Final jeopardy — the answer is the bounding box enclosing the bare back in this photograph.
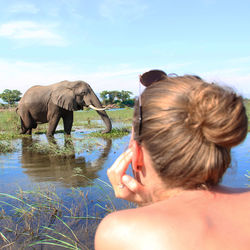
[95,187,250,250]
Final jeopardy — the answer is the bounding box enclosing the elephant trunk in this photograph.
[86,90,112,133]
[96,110,112,133]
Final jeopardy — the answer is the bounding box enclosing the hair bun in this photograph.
[140,69,167,87]
[186,83,248,148]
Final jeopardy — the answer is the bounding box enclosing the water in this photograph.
[221,132,250,188]
[0,130,249,248]
[0,131,249,194]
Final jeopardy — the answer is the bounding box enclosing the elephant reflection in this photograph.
[20,136,112,187]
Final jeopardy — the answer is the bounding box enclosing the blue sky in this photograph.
[0,0,250,97]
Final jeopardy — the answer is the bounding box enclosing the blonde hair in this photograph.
[133,75,248,189]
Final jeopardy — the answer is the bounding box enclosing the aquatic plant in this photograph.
[90,127,131,139]
[27,141,76,157]
[0,180,134,249]
[247,171,250,187]
[0,140,15,153]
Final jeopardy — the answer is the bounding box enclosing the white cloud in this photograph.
[8,3,39,14]
[0,59,74,94]
[201,68,250,97]
[0,59,249,98]
[99,0,148,21]
[0,59,144,96]
[0,21,67,46]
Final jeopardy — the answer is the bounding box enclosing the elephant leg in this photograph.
[23,121,37,135]
[26,128,32,135]
[62,111,73,135]
[47,114,61,137]
[20,114,34,135]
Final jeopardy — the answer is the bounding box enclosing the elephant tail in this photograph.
[16,106,21,116]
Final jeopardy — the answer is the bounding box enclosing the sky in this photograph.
[0,0,250,98]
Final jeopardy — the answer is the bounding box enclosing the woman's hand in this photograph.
[107,148,152,206]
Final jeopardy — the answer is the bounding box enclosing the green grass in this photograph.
[0,141,15,153]
[244,99,250,129]
[0,110,19,130]
[27,141,76,157]
[74,108,133,124]
[0,108,133,153]
[0,180,134,249]
[90,127,130,139]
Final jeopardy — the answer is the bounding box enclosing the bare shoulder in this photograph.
[95,188,250,250]
[94,206,173,250]
[95,208,137,250]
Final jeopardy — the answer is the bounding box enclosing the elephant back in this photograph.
[19,85,52,106]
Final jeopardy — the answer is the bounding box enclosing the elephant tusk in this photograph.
[88,104,107,111]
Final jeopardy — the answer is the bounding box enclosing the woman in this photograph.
[95,70,250,250]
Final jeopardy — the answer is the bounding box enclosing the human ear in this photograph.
[130,140,144,172]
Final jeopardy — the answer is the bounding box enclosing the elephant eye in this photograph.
[76,91,86,96]
[82,89,90,95]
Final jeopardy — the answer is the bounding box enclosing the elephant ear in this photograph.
[51,87,78,111]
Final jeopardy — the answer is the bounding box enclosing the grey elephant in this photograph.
[17,80,112,136]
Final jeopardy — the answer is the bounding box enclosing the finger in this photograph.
[107,148,133,176]
[122,174,143,194]
[107,149,133,185]
[120,175,149,204]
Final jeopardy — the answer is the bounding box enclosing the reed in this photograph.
[0,141,15,153]
[0,179,133,249]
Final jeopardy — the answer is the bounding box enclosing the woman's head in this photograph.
[133,71,248,189]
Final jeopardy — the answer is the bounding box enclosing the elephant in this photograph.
[16,80,112,136]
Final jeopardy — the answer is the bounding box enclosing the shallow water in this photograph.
[0,131,249,193]
[221,132,250,188]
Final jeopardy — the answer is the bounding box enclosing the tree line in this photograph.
[100,90,135,107]
[0,89,135,108]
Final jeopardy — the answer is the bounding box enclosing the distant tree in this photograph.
[100,90,134,107]
[0,89,22,105]
[100,90,119,104]
[118,90,133,103]
[100,90,109,105]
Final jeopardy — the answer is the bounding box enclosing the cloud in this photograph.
[8,3,39,14]
[0,59,249,98]
[0,59,75,94]
[0,21,67,46]
[99,0,148,21]
[201,68,250,97]
[0,59,144,95]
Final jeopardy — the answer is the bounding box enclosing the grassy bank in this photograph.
[0,108,133,136]
[0,108,133,153]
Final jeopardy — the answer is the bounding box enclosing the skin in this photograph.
[95,136,250,250]
[17,80,112,136]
